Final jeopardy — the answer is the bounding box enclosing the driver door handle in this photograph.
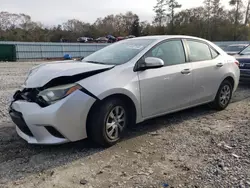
[216,63,224,67]
[181,69,191,74]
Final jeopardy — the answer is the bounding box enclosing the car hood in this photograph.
[24,60,114,88]
[234,54,250,61]
[226,51,239,55]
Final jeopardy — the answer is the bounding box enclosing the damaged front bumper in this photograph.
[9,89,96,144]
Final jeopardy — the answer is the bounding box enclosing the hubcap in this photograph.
[105,106,126,140]
[219,85,231,106]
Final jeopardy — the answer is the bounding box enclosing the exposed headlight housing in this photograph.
[38,83,82,104]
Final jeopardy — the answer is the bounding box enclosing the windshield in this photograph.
[225,45,246,52]
[239,45,250,55]
[83,39,155,65]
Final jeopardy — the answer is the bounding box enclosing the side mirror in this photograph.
[137,57,164,71]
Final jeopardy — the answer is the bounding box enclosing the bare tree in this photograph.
[204,0,212,39]
[153,0,167,34]
[245,0,250,25]
[166,0,182,34]
[229,0,243,40]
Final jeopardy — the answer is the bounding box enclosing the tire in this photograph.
[87,98,129,147]
[210,80,233,111]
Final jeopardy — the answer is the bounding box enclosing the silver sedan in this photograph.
[9,35,240,147]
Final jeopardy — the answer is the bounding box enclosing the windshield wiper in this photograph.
[84,60,116,65]
[84,61,107,65]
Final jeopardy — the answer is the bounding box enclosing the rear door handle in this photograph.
[216,63,223,67]
[181,69,191,74]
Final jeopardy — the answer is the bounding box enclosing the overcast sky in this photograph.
[0,0,229,26]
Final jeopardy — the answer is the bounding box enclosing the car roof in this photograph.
[128,35,227,55]
[128,35,214,44]
[130,35,206,40]
[228,44,249,47]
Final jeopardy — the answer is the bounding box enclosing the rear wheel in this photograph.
[88,98,129,147]
[210,80,233,110]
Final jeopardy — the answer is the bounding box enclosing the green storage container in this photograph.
[0,44,16,61]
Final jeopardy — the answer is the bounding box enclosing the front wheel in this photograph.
[87,98,128,147]
[210,80,233,110]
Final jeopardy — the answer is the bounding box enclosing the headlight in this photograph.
[38,83,82,104]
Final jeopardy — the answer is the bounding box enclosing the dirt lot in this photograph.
[0,62,250,188]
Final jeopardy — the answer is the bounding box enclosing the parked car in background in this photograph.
[9,35,239,147]
[116,36,125,41]
[126,35,136,39]
[224,44,249,55]
[60,38,69,43]
[95,37,108,43]
[234,45,250,81]
[77,37,94,43]
[106,35,116,43]
[215,43,228,50]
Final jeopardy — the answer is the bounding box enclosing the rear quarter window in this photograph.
[210,47,219,59]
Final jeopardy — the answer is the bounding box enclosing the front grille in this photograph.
[240,64,250,69]
[9,109,34,137]
[240,69,250,76]
[238,59,250,70]
[244,64,250,69]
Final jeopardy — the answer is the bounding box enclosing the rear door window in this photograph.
[186,40,212,62]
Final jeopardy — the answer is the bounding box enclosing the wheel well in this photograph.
[223,76,235,89]
[86,94,137,133]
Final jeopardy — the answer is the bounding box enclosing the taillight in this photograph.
[235,61,239,66]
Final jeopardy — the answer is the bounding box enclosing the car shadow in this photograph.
[125,104,215,139]
[231,82,250,103]
[0,83,249,183]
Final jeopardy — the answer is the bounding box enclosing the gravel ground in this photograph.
[0,62,250,188]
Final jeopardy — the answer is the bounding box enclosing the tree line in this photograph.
[0,0,250,42]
